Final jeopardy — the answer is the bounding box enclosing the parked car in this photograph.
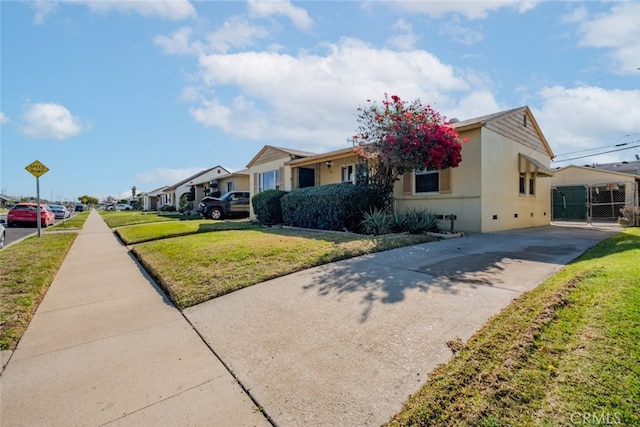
[7,203,56,227]
[198,191,250,220]
[49,204,71,219]
[115,203,133,211]
[0,221,5,249]
[74,204,85,212]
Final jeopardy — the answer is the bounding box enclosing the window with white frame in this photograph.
[258,170,280,192]
[341,165,355,183]
[226,181,233,192]
[415,169,439,193]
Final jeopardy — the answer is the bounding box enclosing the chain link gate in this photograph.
[552,181,638,225]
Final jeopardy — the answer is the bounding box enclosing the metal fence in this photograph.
[552,181,638,225]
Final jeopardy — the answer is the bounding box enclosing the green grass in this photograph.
[132,228,434,309]
[116,220,259,244]
[0,233,78,350]
[99,210,201,228]
[387,228,640,426]
[45,210,90,231]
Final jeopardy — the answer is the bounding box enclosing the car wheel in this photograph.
[209,208,223,220]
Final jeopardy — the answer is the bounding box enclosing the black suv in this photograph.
[198,191,250,220]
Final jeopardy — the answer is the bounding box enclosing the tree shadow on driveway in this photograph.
[302,248,512,323]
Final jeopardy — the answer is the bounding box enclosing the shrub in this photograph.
[361,208,394,235]
[252,189,288,225]
[160,205,176,212]
[400,208,440,234]
[281,184,383,232]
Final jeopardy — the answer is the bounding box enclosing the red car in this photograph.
[7,203,56,228]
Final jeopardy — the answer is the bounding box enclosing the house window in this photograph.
[226,182,233,192]
[258,170,280,193]
[415,169,439,193]
[519,173,526,195]
[529,175,535,195]
[341,165,354,183]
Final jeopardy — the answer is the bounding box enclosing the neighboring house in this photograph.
[551,164,639,222]
[394,106,555,232]
[246,145,316,218]
[163,166,229,211]
[246,107,555,233]
[142,186,168,211]
[286,147,362,188]
[191,169,250,200]
[1,194,19,209]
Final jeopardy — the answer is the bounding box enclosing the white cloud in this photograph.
[31,0,57,24]
[136,166,207,185]
[0,112,9,124]
[205,17,270,53]
[386,19,419,50]
[439,16,484,45]
[186,38,494,152]
[248,0,313,30]
[20,102,89,140]
[560,6,588,25]
[79,0,196,21]
[575,2,640,74]
[154,27,202,55]
[534,86,640,164]
[384,0,540,20]
[33,0,196,22]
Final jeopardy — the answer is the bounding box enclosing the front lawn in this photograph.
[99,210,201,228]
[132,228,434,309]
[116,220,258,244]
[0,233,78,350]
[387,228,640,426]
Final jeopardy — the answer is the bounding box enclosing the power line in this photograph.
[552,142,640,163]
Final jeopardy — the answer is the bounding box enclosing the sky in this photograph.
[1,0,639,202]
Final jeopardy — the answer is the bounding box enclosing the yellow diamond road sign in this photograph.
[25,160,49,178]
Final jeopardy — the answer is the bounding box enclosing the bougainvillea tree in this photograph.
[352,94,466,207]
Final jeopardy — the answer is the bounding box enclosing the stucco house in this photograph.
[394,106,555,232]
[142,186,168,211]
[190,169,251,201]
[551,163,639,222]
[246,106,555,233]
[246,146,316,217]
[162,166,229,211]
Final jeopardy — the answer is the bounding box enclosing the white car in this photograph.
[115,203,133,211]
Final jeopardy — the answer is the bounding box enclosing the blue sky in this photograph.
[2,0,639,202]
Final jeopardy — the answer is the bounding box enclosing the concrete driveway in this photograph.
[184,225,618,426]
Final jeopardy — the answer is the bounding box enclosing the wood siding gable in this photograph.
[484,109,553,158]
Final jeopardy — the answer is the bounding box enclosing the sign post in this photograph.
[25,160,50,238]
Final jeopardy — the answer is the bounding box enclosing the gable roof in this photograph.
[453,106,555,159]
[554,164,640,180]
[246,145,316,168]
[164,165,230,191]
[191,168,250,186]
[145,186,169,197]
[285,147,357,166]
[590,160,640,175]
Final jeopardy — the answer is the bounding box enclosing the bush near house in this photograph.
[252,189,288,225]
[281,183,383,232]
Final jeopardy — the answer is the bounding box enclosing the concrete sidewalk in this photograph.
[0,211,268,427]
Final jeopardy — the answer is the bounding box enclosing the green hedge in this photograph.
[281,184,383,232]
[252,189,288,225]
